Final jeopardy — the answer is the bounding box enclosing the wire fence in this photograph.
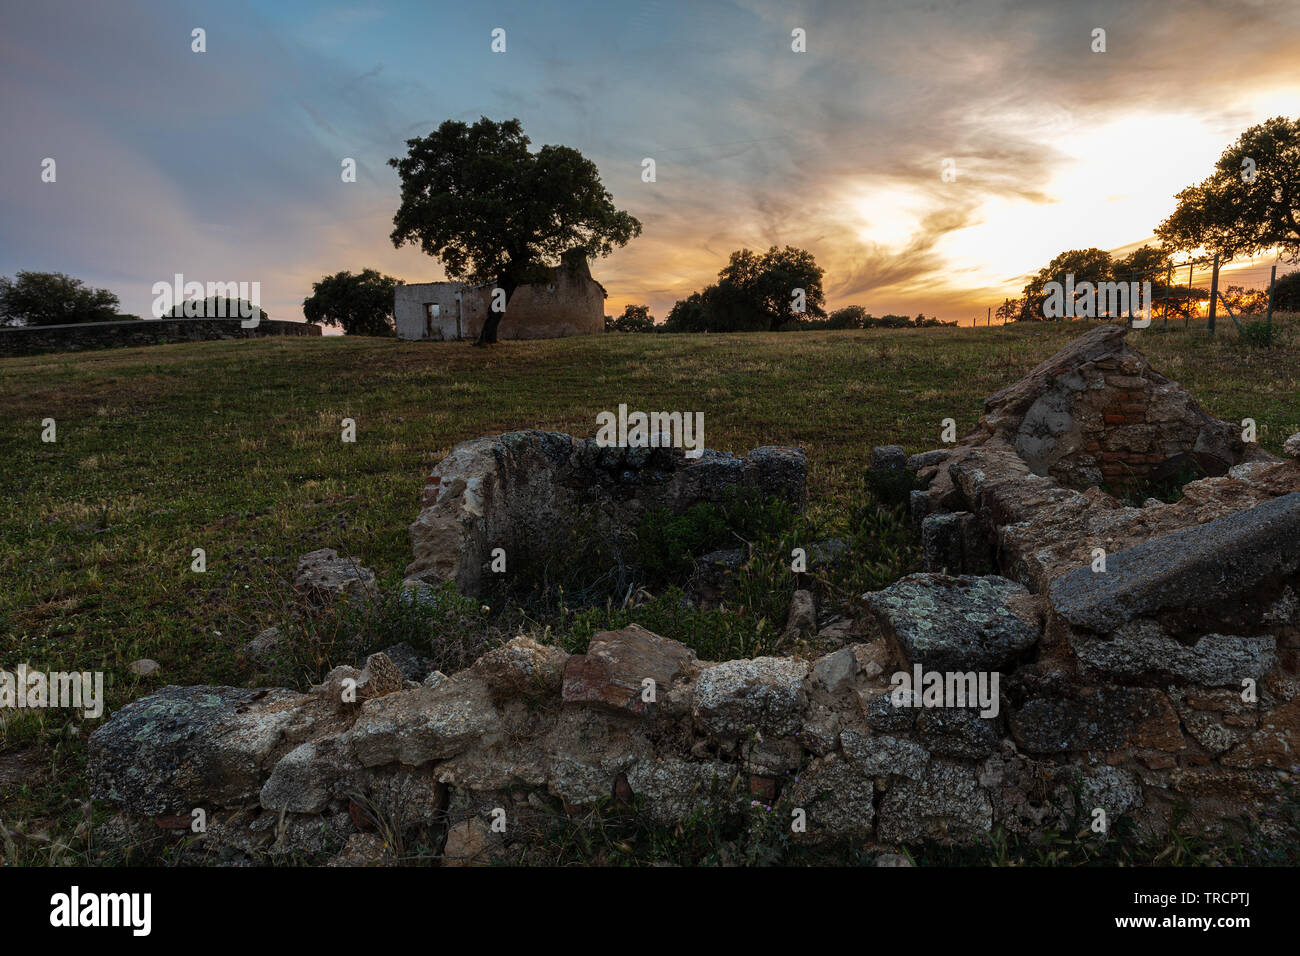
[976,256,1299,332]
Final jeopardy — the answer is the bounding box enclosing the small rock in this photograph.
[1284,432,1300,459]
[875,853,914,867]
[870,445,908,470]
[442,817,501,867]
[242,627,285,663]
[294,548,378,604]
[811,647,858,694]
[355,653,405,701]
[127,659,159,677]
[783,589,817,640]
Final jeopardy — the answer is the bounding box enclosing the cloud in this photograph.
[1,0,1297,326]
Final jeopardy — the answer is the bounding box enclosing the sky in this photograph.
[2,0,1298,327]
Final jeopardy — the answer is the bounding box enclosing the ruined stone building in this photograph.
[393,249,607,341]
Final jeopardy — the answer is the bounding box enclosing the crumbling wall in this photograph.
[957,325,1260,489]
[86,328,1300,864]
[405,431,806,595]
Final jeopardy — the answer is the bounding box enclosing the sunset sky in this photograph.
[2,0,1298,327]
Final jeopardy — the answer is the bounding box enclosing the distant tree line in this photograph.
[607,246,953,333]
[0,271,131,327]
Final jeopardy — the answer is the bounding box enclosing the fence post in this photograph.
[1207,253,1220,334]
[1266,264,1277,328]
[1170,265,1180,329]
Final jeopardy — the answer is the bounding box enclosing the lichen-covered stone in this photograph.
[624,758,741,823]
[863,573,1040,670]
[343,674,500,767]
[1009,686,1181,753]
[915,708,1001,759]
[1077,765,1143,818]
[89,685,307,814]
[693,657,809,738]
[840,729,930,779]
[1071,621,1277,687]
[787,755,875,840]
[877,760,992,843]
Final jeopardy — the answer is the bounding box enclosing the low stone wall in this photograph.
[0,318,322,357]
[84,328,1299,865]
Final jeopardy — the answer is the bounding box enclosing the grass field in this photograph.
[2,319,1298,863]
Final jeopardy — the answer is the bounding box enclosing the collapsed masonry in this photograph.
[87,327,1299,864]
[404,432,806,596]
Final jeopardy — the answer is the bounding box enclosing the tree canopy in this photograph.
[606,303,655,333]
[388,117,641,344]
[0,271,120,327]
[303,269,399,336]
[1156,116,1300,263]
[663,246,826,332]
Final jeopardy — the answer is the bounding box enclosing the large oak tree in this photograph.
[1157,116,1300,263]
[388,117,641,344]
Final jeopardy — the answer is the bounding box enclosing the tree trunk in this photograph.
[474,278,517,346]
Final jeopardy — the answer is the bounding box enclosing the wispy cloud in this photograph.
[1,0,1296,325]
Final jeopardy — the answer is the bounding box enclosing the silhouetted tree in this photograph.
[303,269,399,336]
[0,271,120,327]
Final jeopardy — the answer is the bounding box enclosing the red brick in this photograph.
[749,774,777,802]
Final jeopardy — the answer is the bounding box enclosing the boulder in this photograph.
[89,685,307,814]
[294,548,378,603]
[1048,492,1300,633]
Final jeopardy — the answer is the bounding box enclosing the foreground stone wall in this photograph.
[0,318,322,357]
[85,327,1299,864]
